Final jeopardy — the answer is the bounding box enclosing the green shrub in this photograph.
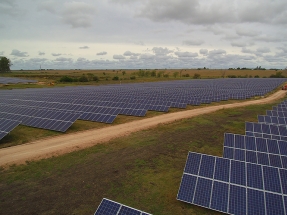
[93,76,99,82]
[78,75,89,82]
[112,76,119,80]
[59,76,74,82]
[130,76,136,80]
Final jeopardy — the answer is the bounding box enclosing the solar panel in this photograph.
[0,118,21,140]
[177,152,287,215]
[94,198,152,215]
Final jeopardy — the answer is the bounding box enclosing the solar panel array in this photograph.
[177,93,287,214]
[0,78,285,139]
[0,118,21,140]
[0,77,37,84]
[94,198,151,215]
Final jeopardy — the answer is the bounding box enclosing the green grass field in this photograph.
[0,100,284,215]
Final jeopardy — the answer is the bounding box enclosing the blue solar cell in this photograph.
[224,133,234,147]
[184,153,201,175]
[198,155,215,178]
[245,136,256,150]
[210,181,228,213]
[256,138,267,152]
[193,177,212,208]
[266,139,280,154]
[230,160,246,186]
[247,189,265,215]
[265,193,285,215]
[235,135,245,149]
[214,158,230,182]
[245,122,253,132]
[271,125,280,135]
[254,123,262,133]
[234,149,245,161]
[95,199,121,215]
[223,147,233,159]
[280,169,287,195]
[281,156,287,169]
[257,152,270,166]
[269,154,282,168]
[246,163,263,189]
[246,151,257,163]
[177,174,197,203]
[258,115,264,123]
[261,124,271,134]
[263,166,282,193]
[228,185,246,215]
[118,206,141,215]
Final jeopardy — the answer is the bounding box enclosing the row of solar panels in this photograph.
[0,79,284,142]
[177,98,287,214]
[0,77,37,84]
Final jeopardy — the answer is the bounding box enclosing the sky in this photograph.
[0,0,287,70]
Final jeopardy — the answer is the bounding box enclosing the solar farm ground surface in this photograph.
[0,90,286,214]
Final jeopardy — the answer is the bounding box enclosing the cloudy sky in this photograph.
[0,0,287,70]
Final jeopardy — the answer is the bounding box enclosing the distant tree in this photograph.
[193,73,201,79]
[130,76,136,80]
[87,73,94,81]
[122,71,126,76]
[79,75,89,82]
[0,57,12,73]
[254,75,260,78]
[151,70,156,77]
[173,71,179,78]
[270,71,285,78]
[93,76,99,82]
[59,76,74,82]
[112,76,119,80]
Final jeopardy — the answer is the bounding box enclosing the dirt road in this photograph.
[0,90,285,167]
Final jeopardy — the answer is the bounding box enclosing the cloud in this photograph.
[10,49,29,57]
[236,28,260,37]
[134,41,145,46]
[0,51,4,55]
[62,2,96,28]
[38,51,45,56]
[137,0,236,25]
[0,0,23,16]
[199,49,208,55]
[97,51,107,55]
[231,41,247,47]
[79,46,89,49]
[182,39,204,46]
[208,49,226,56]
[139,53,154,60]
[28,58,48,63]
[37,1,57,14]
[152,47,173,56]
[123,51,140,56]
[52,53,61,56]
[54,57,73,62]
[174,51,198,58]
[113,55,125,60]
[256,47,271,53]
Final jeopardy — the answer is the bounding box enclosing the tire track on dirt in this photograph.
[0,90,285,167]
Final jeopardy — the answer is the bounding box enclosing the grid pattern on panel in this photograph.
[94,198,152,215]
[245,122,287,141]
[177,152,287,215]
[258,115,287,126]
[223,133,287,168]
[0,118,21,140]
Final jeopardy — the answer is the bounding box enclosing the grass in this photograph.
[0,100,283,215]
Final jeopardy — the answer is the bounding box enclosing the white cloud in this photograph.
[231,41,247,47]
[199,49,208,55]
[113,55,125,60]
[37,1,57,14]
[97,51,107,55]
[174,51,198,58]
[62,2,96,28]
[236,28,260,37]
[208,49,226,56]
[123,51,140,56]
[256,47,271,53]
[183,39,204,46]
[152,47,173,56]
[38,51,45,56]
[52,53,61,56]
[79,46,89,49]
[10,49,29,57]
